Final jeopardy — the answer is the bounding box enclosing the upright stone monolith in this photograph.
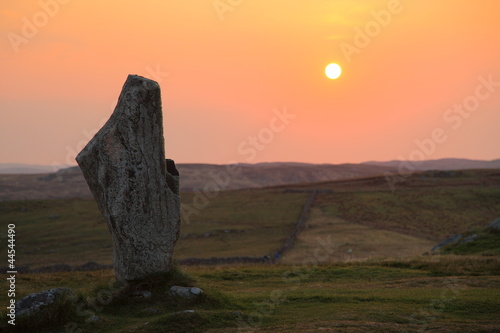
[76,74,180,281]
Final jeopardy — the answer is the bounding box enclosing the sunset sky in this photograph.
[1,0,499,166]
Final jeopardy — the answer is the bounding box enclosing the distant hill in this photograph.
[0,162,395,201]
[2,158,499,175]
[1,158,499,201]
[363,158,500,171]
[177,162,396,191]
[0,163,66,174]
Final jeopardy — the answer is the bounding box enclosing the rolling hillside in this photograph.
[0,162,395,201]
[2,158,500,201]
[0,163,66,174]
[1,169,499,332]
[364,158,500,170]
[1,169,498,269]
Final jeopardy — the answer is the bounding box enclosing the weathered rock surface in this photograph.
[132,290,152,299]
[170,309,196,316]
[459,234,477,245]
[141,307,160,315]
[16,288,76,318]
[168,286,204,300]
[486,218,500,233]
[86,315,100,323]
[431,234,462,252]
[76,74,180,281]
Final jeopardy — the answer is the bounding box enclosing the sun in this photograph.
[325,63,342,79]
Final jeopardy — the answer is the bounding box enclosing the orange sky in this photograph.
[1,0,499,166]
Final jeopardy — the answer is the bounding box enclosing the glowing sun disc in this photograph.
[325,63,342,79]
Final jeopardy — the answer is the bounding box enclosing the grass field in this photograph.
[1,257,500,332]
[280,207,436,264]
[0,191,307,268]
[1,170,499,268]
[316,187,500,240]
[0,169,499,331]
[176,190,306,259]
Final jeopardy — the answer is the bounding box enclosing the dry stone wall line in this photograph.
[1,189,325,273]
[274,190,318,259]
[180,189,321,265]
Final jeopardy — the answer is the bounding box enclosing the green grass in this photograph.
[1,171,498,269]
[2,187,498,269]
[317,188,500,240]
[0,190,306,267]
[1,258,499,332]
[0,265,245,333]
[0,199,111,268]
[440,231,500,256]
[177,190,306,258]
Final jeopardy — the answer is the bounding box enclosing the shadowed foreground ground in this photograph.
[1,257,499,332]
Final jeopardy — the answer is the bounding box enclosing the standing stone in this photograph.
[76,74,180,281]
